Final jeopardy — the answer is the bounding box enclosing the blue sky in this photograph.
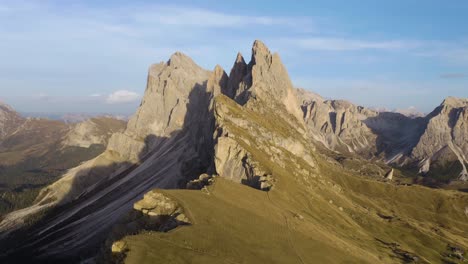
[0,0,467,114]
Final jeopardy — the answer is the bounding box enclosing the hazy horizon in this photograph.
[1,0,467,114]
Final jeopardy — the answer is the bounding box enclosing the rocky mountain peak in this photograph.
[229,40,304,123]
[250,39,273,66]
[235,52,245,64]
[441,96,468,108]
[225,53,248,99]
[168,51,197,67]
[0,101,15,112]
[208,65,228,96]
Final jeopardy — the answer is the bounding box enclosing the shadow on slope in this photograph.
[0,81,216,263]
[363,112,427,160]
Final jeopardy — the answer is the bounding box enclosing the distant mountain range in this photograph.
[21,112,130,123]
[0,103,126,217]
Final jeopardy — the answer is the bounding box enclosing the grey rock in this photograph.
[384,168,394,180]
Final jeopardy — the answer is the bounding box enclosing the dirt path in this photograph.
[266,191,306,264]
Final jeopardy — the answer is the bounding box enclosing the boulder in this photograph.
[385,168,394,180]
[111,240,128,254]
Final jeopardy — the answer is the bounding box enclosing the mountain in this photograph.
[410,97,468,181]
[21,112,130,123]
[298,90,468,182]
[0,107,127,216]
[0,41,467,264]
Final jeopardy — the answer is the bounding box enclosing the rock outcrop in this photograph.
[133,190,190,226]
[384,168,394,180]
[228,40,305,128]
[186,173,214,190]
[410,97,468,180]
[300,96,378,155]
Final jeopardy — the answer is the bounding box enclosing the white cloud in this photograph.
[133,5,310,29]
[106,90,141,104]
[90,93,102,97]
[283,37,419,51]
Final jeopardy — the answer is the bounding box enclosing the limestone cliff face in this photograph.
[108,53,212,161]
[228,40,305,127]
[299,95,378,155]
[298,88,468,180]
[411,97,468,179]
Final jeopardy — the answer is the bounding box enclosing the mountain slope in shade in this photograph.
[0,41,467,264]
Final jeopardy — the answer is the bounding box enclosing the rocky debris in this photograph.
[259,174,274,191]
[385,168,394,180]
[294,213,305,220]
[376,238,420,263]
[447,245,465,261]
[186,173,214,189]
[111,240,128,254]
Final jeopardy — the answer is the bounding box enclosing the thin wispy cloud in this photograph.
[440,73,467,79]
[283,37,420,51]
[133,5,311,29]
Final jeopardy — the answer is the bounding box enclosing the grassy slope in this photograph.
[118,96,467,263]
